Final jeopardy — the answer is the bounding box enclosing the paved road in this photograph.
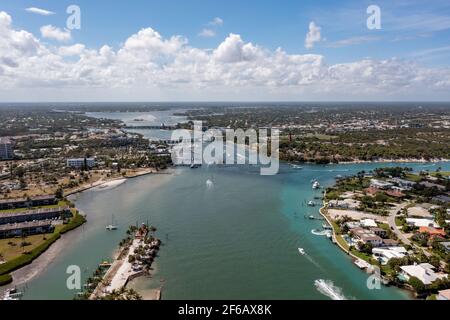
[387,203,431,257]
[387,203,412,245]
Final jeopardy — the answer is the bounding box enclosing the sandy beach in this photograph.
[92,178,127,191]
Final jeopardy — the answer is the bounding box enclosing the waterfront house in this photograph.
[400,263,448,285]
[372,246,407,265]
[360,234,383,247]
[437,289,450,300]
[0,220,54,239]
[350,227,383,247]
[328,198,360,209]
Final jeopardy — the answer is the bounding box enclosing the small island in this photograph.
[77,223,161,300]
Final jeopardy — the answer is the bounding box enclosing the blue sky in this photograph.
[1,0,450,101]
[4,0,450,65]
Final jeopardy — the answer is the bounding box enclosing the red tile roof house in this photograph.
[385,190,406,198]
[364,187,380,196]
[419,226,446,237]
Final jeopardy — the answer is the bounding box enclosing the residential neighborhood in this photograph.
[323,166,450,299]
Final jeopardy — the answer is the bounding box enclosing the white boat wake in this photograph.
[314,279,348,300]
[311,229,331,236]
[206,179,214,189]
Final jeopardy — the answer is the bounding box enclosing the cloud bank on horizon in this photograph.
[0,9,450,101]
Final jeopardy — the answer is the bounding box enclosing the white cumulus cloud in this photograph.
[58,44,86,56]
[40,25,71,42]
[209,17,223,26]
[0,11,450,101]
[198,28,216,37]
[305,21,321,49]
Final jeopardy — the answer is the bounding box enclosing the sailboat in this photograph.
[106,214,118,231]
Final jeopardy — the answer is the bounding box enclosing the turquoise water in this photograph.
[19,161,449,300]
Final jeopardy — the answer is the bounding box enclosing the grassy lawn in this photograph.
[405,173,422,182]
[430,171,450,178]
[0,225,64,261]
[335,235,349,250]
[395,217,405,227]
[349,248,377,265]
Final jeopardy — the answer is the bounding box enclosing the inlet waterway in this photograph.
[18,110,450,300]
[20,160,450,300]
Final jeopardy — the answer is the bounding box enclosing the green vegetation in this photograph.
[0,273,12,286]
[181,104,450,163]
[323,165,450,298]
[0,211,86,286]
[335,235,349,250]
[0,232,61,276]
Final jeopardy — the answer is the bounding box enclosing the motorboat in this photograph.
[298,248,305,255]
[2,288,23,300]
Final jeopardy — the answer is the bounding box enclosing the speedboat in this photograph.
[298,248,305,255]
[308,201,316,207]
[312,181,320,189]
[2,288,23,300]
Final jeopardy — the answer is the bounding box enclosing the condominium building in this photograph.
[66,157,96,169]
[0,137,13,160]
